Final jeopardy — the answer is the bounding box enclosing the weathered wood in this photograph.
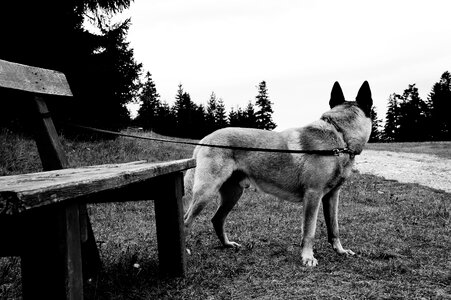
[29,95,101,283]
[20,203,83,299]
[79,205,102,279]
[31,96,69,170]
[0,59,72,96]
[154,172,186,277]
[0,159,195,214]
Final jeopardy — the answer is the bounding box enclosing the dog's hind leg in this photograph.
[212,173,244,248]
[322,187,355,256]
[183,158,234,235]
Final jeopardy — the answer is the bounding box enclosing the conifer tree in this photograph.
[384,93,401,141]
[135,72,161,130]
[173,84,200,137]
[254,81,276,130]
[428,71,451,140]
[215,98,228,129]
[0,1,141,132]
[397,84,429,141]
[369,106,382,142]
[244,100,258,128]
[206,92,219,132]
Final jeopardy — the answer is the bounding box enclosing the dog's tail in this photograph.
[182,146,200,214]
[182,167,195,214]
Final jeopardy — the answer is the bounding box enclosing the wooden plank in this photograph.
[32,96,69,170]
[153,172,186,277]
[79,205,101,279]
[0,59,72,96]
[20,203,83,299]
[0,159,195,214]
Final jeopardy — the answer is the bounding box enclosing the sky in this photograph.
[118,0,451,130]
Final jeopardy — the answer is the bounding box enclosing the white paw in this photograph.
[224,241,241,248]
[340,248,355,256]
[302,255,318,267]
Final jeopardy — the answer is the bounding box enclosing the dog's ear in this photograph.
[330,81,345,108]
[356,81,373,117]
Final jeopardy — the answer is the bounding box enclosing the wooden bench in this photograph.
[0,59,196,299]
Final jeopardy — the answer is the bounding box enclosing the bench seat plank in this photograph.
[0,158,195,214]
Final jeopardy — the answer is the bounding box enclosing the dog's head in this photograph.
[321,81,373,152]
[329,81,373,117]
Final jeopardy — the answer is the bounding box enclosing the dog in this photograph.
[183,81,373,266]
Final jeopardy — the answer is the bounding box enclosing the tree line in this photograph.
[0,0,277,139]
[369,71,451,142]
[134,74,276,138]
[1,0,449,143]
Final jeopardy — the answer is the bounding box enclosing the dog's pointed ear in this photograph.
[330,81,345,108]
[356,81,373,116]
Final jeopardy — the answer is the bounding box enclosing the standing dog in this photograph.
[183,81,373,266]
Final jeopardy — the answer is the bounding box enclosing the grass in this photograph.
[367,141,451,159]
[1,129,450,299]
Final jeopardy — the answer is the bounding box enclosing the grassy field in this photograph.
[367,141,451,159]
[0,129,450,299]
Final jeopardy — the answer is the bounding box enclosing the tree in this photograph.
[428,71,451,140]
[173,84,199,137]
[156,101,177,136]
[244,100,258,128]
[397,84,429,141]
[192,104,207,138]
[254,81,276,130]
[384,93,401,141]
[215,98,228,129]
[205,92,228,134]
[0,0,141,132]
[369,106,382,142]
[205,92,219,133]
[135,72,161,130]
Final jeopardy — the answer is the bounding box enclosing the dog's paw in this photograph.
[337,248,355,256]
[223,241,241,248]
[301,256,318,267]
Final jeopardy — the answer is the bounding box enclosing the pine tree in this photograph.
[384,93,401,141]
[215,98,228,129]
[135,72,161,130]
[173,84,199,137]
[157,101,176,136]
[206,92,219,132]
[0,1,141,132]
[397,84,429,141]
[254,81,276,130]
[428,71,451,140]
[192,104,207,138]
[244,100,258,128]
[369,106,382,142]
[228,107,240,127]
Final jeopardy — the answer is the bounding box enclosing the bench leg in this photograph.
[154,172,186,277]
[21,203,83,299]
[79,204,101,279]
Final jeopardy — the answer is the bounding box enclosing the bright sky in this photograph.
[120,0,451,130]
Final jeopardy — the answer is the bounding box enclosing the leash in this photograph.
[66,123,356,156]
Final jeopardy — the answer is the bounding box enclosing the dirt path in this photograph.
[354,150,451,193]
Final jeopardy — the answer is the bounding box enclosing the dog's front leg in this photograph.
[322,187,355,256]
[300,189,323,266]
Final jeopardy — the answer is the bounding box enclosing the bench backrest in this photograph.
[0,59,72,170]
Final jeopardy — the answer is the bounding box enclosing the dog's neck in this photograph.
[320,107,372,155]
